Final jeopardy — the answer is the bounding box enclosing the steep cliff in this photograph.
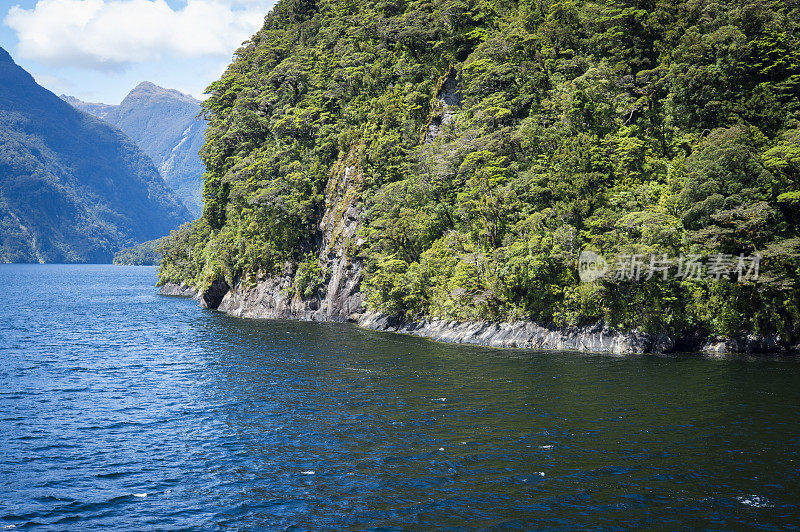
[161,151,791,354]
[159,0,800,352]
[195,144,366,321]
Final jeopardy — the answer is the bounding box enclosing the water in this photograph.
[1,265,799,530]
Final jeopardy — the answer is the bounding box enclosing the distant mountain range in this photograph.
[62,82,207,217]
[0,47,191,263]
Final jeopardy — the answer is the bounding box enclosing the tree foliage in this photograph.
[160,0,800,342]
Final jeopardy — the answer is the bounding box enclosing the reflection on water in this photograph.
[1,265,798,529]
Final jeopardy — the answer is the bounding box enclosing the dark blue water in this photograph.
[1,265,799,530]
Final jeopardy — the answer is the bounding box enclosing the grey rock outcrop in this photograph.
[164,144,367,322]
[159,283,198,298]
[425,70,462,143]
[201,279,230,310]
[164,280,794,354]
[700,334,784,355]
[216,144,366,321]
[357,314,676,354]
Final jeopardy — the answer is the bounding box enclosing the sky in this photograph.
[0,0,277,103]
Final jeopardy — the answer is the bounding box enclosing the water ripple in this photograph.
[0,265,798,529]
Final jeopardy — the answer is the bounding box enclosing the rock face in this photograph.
[162,268,794,353]
[357,314,675,354]
[159,283,198,298]
[62,82,207,218]
[356,315,794,354]
[170,145,367,322]
[200,279,230,310]
[314,145,366,319]
[425,71,462,143]
[217,147,365,320]
[700,335,784,355]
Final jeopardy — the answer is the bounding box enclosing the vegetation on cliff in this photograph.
[159,0,800,342]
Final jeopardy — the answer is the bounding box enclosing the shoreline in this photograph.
[159,282,797,355]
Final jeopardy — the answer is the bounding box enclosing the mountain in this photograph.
[62,82,207,217]
[0,47,191,263]
[159,0,800,350]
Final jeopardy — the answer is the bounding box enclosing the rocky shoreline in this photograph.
[155,144,797,355]
[159,281,794,355]
[356,312,673,354]
[158,282,198,298]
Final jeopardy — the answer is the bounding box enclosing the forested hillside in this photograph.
[63,83,207,218]
[113,239,163,266]
[0,47,191,263]
[160,0,800,342]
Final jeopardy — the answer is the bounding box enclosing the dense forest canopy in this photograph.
[160,0,800,341]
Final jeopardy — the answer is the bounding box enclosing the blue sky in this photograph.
[0,0,276,103]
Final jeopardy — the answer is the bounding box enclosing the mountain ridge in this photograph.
[62,82,206,217]
[0,46,191,263]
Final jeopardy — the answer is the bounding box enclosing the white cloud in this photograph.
[4,0,273,70]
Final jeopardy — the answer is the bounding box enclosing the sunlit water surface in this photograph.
[1,265,799,529]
